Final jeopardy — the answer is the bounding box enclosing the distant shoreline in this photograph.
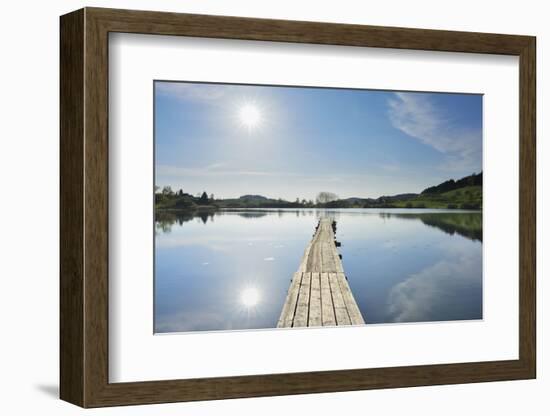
[155,173,483,212]
[155,206,483,213]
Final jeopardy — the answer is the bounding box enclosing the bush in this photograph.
[447,204,458,209]
[174,197,196,209]
[460,202,480,210]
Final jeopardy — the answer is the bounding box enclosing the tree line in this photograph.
[155,187,344,210]
[421,172,482,195]
[155,171,483,211]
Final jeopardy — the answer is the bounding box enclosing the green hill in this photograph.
[421,172,482,194]
[392,185,482,209]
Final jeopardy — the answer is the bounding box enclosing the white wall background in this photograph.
[0,0,545,414]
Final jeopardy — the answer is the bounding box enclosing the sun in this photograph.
[240,287,260,308]
[238,103,262,130]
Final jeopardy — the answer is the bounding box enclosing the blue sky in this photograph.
[155,81,482,200]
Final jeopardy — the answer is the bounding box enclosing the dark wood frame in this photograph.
[60,7,536,408]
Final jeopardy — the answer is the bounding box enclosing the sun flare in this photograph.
[238,103,262,130]
[240,287,260,308]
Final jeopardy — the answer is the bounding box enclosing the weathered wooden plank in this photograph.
[321,241,337,272]
[297,241,313,272]
[329,272,351,325]
[336,272,365,325]
[330,237,344,273]
[320,272,336,326]
[293,272,311,327]
[278,218,363,328]
[277,272,303,328]
[333,249,344,273]
[308,272,322,327]
[306,227,324,272]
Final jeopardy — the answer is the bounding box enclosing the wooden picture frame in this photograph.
[60,7,536,408]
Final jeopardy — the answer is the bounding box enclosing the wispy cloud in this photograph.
[388,92,482,172]
[387,249,482,323]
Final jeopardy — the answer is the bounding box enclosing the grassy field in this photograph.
[392,185,482,209]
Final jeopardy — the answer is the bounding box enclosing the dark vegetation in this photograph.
[156,208,482,242]
[386,212,482,241]
[155,172,482,213]
[421,172,482,194]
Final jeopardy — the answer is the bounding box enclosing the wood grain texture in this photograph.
[86,7,532,54]
[60,8,84,407]
[329,272,351,326]
[336,273,365,325]
[320,272,336,326]
[278,219,364,327]
[59,7,536,407]
[277,272,303,327]
[308,273,322,327]
[294,272,312,327]
[518,38,537,376]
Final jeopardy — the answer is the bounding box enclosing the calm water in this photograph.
[154,209,482,333]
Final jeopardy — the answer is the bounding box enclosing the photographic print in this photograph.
[154,81,482,334]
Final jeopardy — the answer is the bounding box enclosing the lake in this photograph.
[154,209,482,333]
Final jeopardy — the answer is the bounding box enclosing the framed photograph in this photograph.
[60,7,536,407]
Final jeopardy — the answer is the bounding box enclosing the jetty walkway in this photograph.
[277,218,365,328]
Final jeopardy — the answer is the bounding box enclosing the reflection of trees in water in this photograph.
[155,210,215,233]
[155,219,174,234]
[215,210,269,219]
[197,211,213,224]
[155,209,482,242]
[218,209,320,218]
[381,212,482,242]
[315,209,341,220]
[236,212,268,219]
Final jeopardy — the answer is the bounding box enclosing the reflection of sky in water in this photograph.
[155,209,482,333]
[336,212,482,323]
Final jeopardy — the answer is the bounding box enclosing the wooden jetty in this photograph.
[277,218,365,328]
